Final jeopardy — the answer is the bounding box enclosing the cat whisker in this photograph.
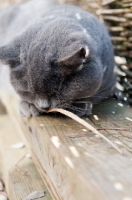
[65,104,87,115]
[77,80,116,100]
[74,98,115,104]
[94,80,116,96]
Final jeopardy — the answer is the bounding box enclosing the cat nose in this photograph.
[37,99,50,110]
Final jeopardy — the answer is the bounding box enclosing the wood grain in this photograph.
[1,89,132,200]
[0,114,52,200]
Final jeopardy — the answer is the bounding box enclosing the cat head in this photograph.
[0,18,103,111]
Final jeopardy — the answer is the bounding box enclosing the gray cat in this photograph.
[0,0,116,117]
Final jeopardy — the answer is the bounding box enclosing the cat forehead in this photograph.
[24,17,83,38]
[21,20,87,51]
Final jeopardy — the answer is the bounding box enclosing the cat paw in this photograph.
[19,101,41,117]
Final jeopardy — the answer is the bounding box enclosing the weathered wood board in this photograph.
[1,89,132,200]
[0,114,52,200]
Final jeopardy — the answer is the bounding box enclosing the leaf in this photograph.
[26,190,45,200]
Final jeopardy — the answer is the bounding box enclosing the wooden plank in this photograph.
[1,89,132,200]
[0,114,52,200]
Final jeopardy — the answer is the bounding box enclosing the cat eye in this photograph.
[50,60,58,69]
[50,60,57,65]
[8,60,20,69]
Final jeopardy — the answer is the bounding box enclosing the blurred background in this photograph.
[0,0,26,9]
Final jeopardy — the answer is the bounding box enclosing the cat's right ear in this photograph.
[0,39,20,66]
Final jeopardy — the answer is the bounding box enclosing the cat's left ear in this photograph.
[0,39,20,65]
[59,46,89,67]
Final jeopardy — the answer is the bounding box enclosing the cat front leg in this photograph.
[19,101,41,117]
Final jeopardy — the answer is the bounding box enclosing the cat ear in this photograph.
[59,46,89,67]
[0,40,20,65]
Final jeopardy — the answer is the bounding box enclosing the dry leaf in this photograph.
[26,190,45,200]
[11,142,25,149]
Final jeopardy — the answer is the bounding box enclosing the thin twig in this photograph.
[97,128,131,131]
[119,131,132,139]
[15,155,28,175]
